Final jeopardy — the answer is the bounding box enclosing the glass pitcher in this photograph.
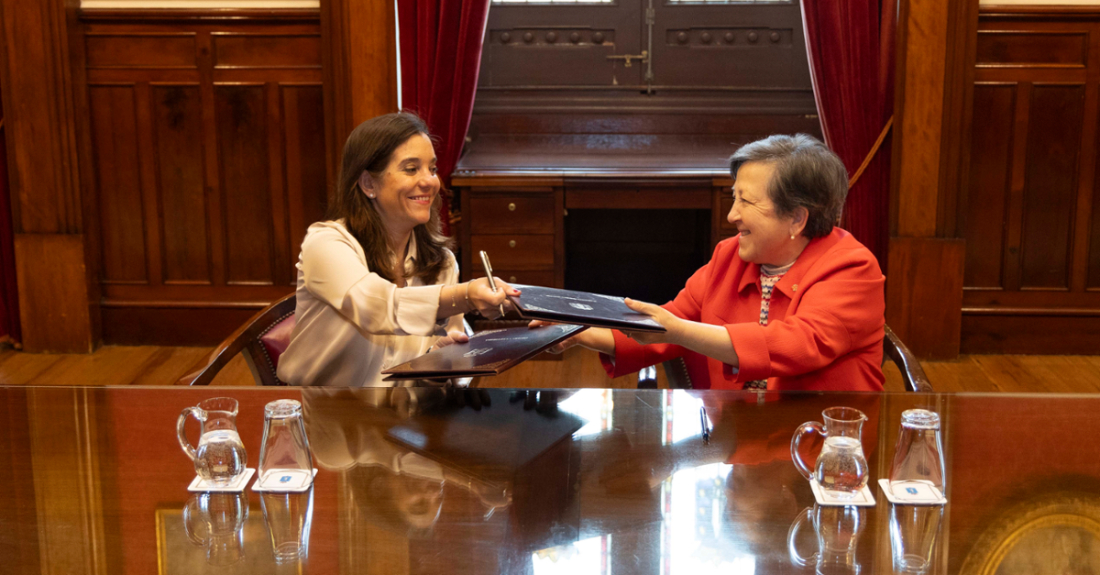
[177,397,248,485]
[791,407,869,497]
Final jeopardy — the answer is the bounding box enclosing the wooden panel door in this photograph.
[81,13,327,345]
[961,10,1100,353]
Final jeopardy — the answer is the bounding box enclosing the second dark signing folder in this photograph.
[507,284,667,333]
[381,324,587,381]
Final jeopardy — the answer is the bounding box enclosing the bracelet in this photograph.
[450,285,458,309]
[465,282,472,312]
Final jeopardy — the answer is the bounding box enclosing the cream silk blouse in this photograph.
[277,220,462,387]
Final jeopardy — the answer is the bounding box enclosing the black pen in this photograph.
[700,406,710,444]
[479,250,507,317]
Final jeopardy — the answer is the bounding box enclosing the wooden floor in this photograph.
[2,343,1099,392]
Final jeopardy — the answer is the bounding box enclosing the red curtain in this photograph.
[800,0,896,264]
[397,0,491,237]
[0,93,20,345]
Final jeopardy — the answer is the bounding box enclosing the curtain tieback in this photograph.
[848,116,894,188]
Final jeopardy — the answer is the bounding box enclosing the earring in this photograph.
[368,194,375,199]
[790,234,795,240]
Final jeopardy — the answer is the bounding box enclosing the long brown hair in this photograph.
[327,113,453,284]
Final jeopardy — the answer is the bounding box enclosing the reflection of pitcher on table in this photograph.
[182,491,249,567]
[788,503,866,575]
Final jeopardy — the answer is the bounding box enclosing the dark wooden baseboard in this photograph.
[962,313,1100,354]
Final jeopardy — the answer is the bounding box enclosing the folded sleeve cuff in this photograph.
[599,330,646,378]
[393,284,445,336]
[724,322,770,382]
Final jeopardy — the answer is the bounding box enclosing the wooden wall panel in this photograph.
[961,8,1100,353]
[1019,84,1084,289]
[1092,130,1100,287]
[213,34,321,68]
[84,33,196,68]
[0,0,96,352]
[963,83,1014,289]
[282,84,326,255]
[79,12,327,345]
[215,84,275,285]
[89,85,147,284]
[976,31,1087,67]
[153,85,210,285]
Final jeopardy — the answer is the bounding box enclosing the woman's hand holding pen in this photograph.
[465,277,519,319]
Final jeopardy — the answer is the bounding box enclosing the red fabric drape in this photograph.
[0,93,20,344]
[397,0,491,237]
[800,0,895,264]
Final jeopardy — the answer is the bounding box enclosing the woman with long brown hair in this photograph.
[278,113,516,387]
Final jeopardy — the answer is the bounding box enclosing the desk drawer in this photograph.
[470,268,555,287]
[470,235,555,269]
[470,196,554,234]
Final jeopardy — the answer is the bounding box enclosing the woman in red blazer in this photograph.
[548,134,885,391]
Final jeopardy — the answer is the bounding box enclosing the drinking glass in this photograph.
[788,504,866,575]
[177,397,247,485]
[791,407,870,498]
[261,487,314,564]
[890,504,943,574]
[888,409,946,500]
[258,399,315,489]
[182,491,249,566]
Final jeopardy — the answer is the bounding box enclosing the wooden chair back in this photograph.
[178,293,297,386]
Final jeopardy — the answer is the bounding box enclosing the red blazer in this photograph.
[602,228,885,391]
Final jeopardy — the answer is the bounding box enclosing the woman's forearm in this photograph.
[577,327,616,356]
[667,319,739,368]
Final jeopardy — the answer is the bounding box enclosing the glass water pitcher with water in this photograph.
[791,407,870,497]
[177,397,248,485]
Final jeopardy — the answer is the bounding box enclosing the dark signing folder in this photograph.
[381,324,587,381]
[507,284,667,333]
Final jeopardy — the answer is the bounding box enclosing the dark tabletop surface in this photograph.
[2,385,1099,575]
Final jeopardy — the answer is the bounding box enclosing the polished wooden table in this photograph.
[2,386,1099,575]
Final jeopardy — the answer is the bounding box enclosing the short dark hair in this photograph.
[728,134,848,239]
[327,112,452,284]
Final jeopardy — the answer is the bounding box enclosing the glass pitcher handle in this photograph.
[177,406,201,462]
[791,420,824,481]
[787,506,818,567]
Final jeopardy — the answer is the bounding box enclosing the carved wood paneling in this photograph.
[1019,84,1083,290]
[961,9,1100,353]
[79,12,326,344]
[89,85,146,284]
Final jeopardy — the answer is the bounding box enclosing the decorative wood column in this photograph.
[320,0,399,189]
[886,0,979,359]
[0,0,96,352]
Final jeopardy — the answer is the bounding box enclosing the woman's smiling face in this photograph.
[365,133,439,236]
[727,161,802,266]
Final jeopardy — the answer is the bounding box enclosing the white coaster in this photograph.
[187,468,255,493]
[878,479,947,505]
[251,468,318,492]
[810,479,876,507]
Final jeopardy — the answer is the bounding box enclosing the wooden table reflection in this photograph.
[1,386,1099,575]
